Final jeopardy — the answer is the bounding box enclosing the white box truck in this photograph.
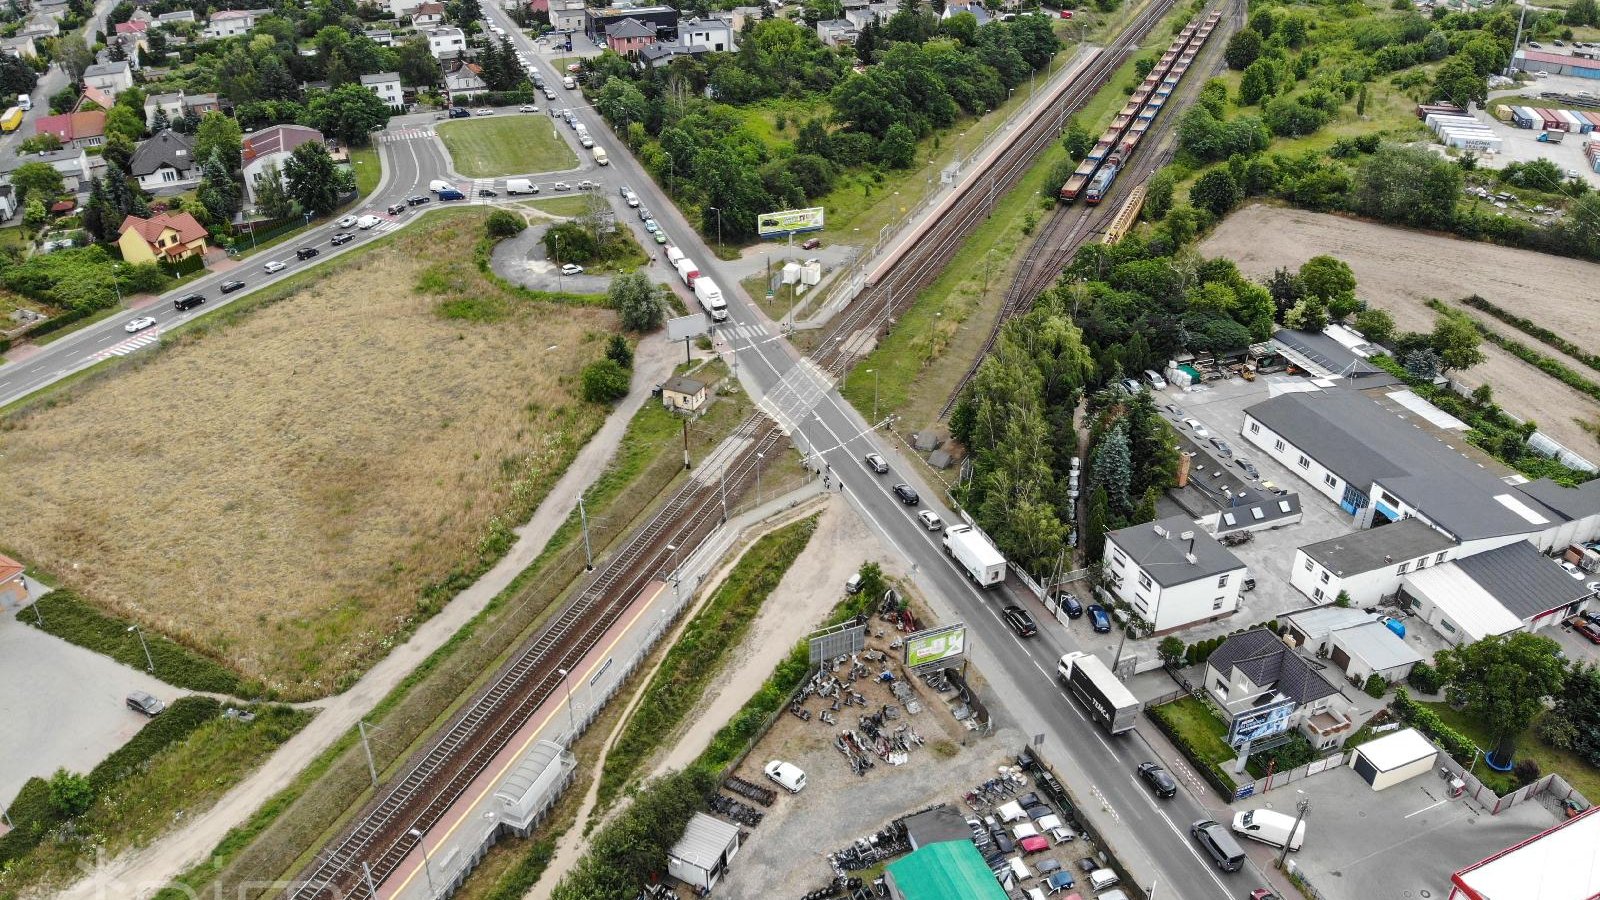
[1057,652,1141,734]
[674,256,699,287]
[941,524,1005,588]
[665,245,685,266]
[694,277,728,321]
[1231,809,1305,851]
[505,178,538,195]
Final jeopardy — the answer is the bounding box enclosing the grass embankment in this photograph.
[148,362,767,900]
[0,210,615,699]
[0,698,311,898]
[1421,701,1600,802]
[594,515,819,812]
[519,196,594,218]
[438,116,579,177]
[348,145,382,197]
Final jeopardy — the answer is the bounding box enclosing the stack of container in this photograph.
[1586,141,1600,174]
[1506,104,1600,131]
[1425,111,1503,152]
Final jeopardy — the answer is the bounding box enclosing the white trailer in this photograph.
[665,245,685,266]
[941,524,1005,588]
[694,277,728,321]
[675,256,699,287]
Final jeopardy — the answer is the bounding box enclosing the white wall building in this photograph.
[203,8,268,39]
[82,60,133,97]
[1399,540,1593,646]
[360,72,404,109]
[679,16,736,52]
[427,27,466,60]
[1291,518,1456,607]
[1102,515,1247,633]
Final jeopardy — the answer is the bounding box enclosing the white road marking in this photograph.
[1405,798,1450,818]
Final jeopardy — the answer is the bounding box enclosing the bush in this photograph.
[1408,661,1443,694]
[1512,758,1542,787]
[605,333,633,369]
[1364,673,1389,698]
[580,358,630,404]
[485,209,526,238]
[550,768,715,900]
[89,696,222,792]
[1392,689,1476,761]
[47,769,94,818]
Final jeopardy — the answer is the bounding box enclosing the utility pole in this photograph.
[1276,797,1310,870]
[577,494,593,570]
[358,720,378,787]
[681,417,691,470]
[127,624,154,674]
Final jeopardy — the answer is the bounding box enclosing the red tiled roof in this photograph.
[415,2,444,13]
[34,109,106,142]
[241,124,323,165]
[115,19,148,33]
[118,210,209,246]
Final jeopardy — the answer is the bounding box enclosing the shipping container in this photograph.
[1537,108,1564,130]
[1510,106,1535,128]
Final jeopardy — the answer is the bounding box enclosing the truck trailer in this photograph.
[1056,652,1141,734]
[941,524,1006,588]
[674,256,699,287]
[694,276,728,322]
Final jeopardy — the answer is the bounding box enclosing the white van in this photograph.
[1231,808,1305,851]
[16,93,30,111]
[763,760,806,793]
[562,75,577,89]
[1088,868,1120,891]
[429,179,453,193]
[505,178,538,195]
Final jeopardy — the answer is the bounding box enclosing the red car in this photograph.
[1059,9,1073,17]
[1575,620,1600,644]
[1250,891,1280,900]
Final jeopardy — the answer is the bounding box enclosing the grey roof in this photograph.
[641,40,709,62]
[1208,628,1341,707]
[1331,621,1422,672]
[1453,540,1593,618]
[1515,477,1600,523]
[128,130,196,177]
[1213,492,1301,532]
[669,812,740,869]
[1246,388,1547,542]
[1271,328,1398,383]
[360,71,401,85]
[0,149,83,174]
[83,60,130,78]
[1107,515,1245,588]
[1284,605,1378,642]
[608,17,656,38]
[663,375,704,394]
[902,804,972,851]
[1300,518,1455,576]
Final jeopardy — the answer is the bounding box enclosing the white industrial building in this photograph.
[667,813,741,892]
[1398,540,1593,645]
[1449,807,1600,900]
[1102,515,1247,633]
[1292,518,1457,607]
[1282,606,1423,685]
[1350,727,1437,791]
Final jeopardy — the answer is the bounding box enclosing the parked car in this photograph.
[126,690,165,716]
[336,215,358,228]
[264,260,286,273]
[560,263,584,276]
[1560,561,1585,580]
[173,294,205,310]
[1137,762,1177,798]
[764,760,806,793]
[220,280,245,294]
[476,107,495,115]
[1002,605,1038,637]
[330,232,354,246]
[1165,402,1185,416]
[1182,418,1211,439]
[654,232,668,245]
[1209,437,1233,457]
[124,315,157,333]
[801,237,822,250]
[917,509,943,530]
[519,104,538,112]
[1053,591,1083,618]
[1575,621,1600,644]
[1235,458,1259,478]
[1249,891,1281,900]
[864,452,889,473]
[1087,604,1111,633]
[892,483,920,505]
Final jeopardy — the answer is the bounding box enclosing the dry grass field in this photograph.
[0,212,615,698]
[1202,205,1600,453]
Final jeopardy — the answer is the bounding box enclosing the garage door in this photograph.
[1331,646,1351,672]
[1353,751,1378,786]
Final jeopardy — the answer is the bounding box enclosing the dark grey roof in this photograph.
[1300,518,1456,576]
[1106,515,1245,588]
[1454,540,1593,619]
[902,804,972,851]
[1208,628,1341,707]
[1515,477,1600,523]
[608,17,655,38]
[640,40,710,62]
[83,60,130,78]
[1246,389,1548,542]
[663,375,704,394]
[128,130,196,177]
[1271,328,1398,384]
[359,71,400,85]
[1213,492,1301,532]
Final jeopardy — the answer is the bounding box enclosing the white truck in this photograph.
[941,524,1005,588]
[694,276,728,322]
[665,245,685,266]
[1057,651,1142,734]
[505,178,538,195]
[674,256,699,287]
[1231,809,1305,851]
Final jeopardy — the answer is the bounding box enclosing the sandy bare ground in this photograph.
[1202,205,1600,455]
[0,216,617,698]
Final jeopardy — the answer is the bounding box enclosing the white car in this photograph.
[519,104,538,112]
[264,260,286,274]
[355,214,381,230]
[764,760,806,793]
[560,263,584,276]
[1560,560,1584,579]
[917,510,943,531]
[552,181,570,191]
[1182,418,1211,439]
[123,316,157,333]
[336,215,358,228]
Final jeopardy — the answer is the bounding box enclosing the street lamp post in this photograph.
[553,234,562,291]
[127,624,154,673]
[407,828,438,895]
[755,452,764,507]
[557,666,577,739]
[865,368,878,421]
[707,206,722,251]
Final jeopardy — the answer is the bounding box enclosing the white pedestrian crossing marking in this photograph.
[91,329,162,361]
[378,127,435,143]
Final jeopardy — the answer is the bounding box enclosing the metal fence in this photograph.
[1251,751,1350,794]
[1438,752,1594,816]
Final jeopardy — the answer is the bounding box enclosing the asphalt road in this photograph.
[482,7,1275,898]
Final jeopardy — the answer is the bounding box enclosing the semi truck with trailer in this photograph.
[941,524,1006,588]
[694,276,728,321]
[1056,651,1141,734]
[674,256,699,287]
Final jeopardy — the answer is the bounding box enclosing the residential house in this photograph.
[0,184,15,220]
[428,27,466,60]
[0,552,26,612]
[129,129,200,192]
[411,2,445,26]
[443,62,487,102]
[83,60,134,97]
[549,0,587,32]
[144,90,187,128]
[35,0,69,18]
[184,93,221,118]
[661,376,707,413]
[1399,540,1594,645]
[241,124,324,204]
[361,72,405,110]
[364,28,395,46]
[1,36,39,59]
[941,1,990,24]
[203,8,268,39]
[108,35,143,70]
[1203,628,1354,751]
[814,18,858,47]
[584,4,678,41]
[0,148,92,192]
[156,9,197,26]
[728,6,764,31]
[116,211,210,265]
[527,0,548,12]
[114,19,149,37]
[1291,518,1457,607]
[33,110,107,149]
[388,0,426,18]
[843,2,896,29]
[605,18,657,56]
[638,40,711,67]
[679,16,735,52]
[80,84,116,112]
[1281,606,1424,687]
[19,14,60,39]
[1101,515,1248,633]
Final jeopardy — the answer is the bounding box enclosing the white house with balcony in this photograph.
[1101,515,1247,634]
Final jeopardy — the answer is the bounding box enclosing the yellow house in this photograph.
[117,211,210,265]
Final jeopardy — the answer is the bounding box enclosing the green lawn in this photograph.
[518,196,592,218]
[1156,696,1236,764]
[437,116,578,178]
[348,145,381,197]
[1420,700,1600,803]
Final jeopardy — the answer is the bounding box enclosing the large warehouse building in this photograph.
[1513,47,1600,78]
[1449,806,1600,900]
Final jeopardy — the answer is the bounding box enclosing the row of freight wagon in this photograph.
[1503,103,1600,133]
[1059,9,1222,204]
[663,244,728,322]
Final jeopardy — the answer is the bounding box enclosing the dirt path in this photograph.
[1202,205,1600,455]
[54,333,682,900]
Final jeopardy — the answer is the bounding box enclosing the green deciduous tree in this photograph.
[1298,255,1357,315]
[1238,58,1279,106]
[1353,145,1462,230]
[1353,308,1395,344]
[283,142,353,218]
[1190,168,1241,218]
[607,271,665,331]
[1143,168,1175,221]
[1224,29,1262,70]
[580,358,631,404]
[485,209,526,238]
[254,163,295,221]
[1429,309,1485,372]
[10,161,63,205]
[48,769,94,818]
[1435,632,1566,767]
[305,84,393,147]
[194,112,243,174]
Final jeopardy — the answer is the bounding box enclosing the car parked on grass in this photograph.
[126,690,165,716]
[1087,604,1111,633]
[893,483,920,505]
[124,315,157,333]
[1137,762,1177,798]
[1002,605,1038,637]
[864,452,889,473]
[917,509,943,531]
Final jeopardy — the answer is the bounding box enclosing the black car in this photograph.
[387,203,407,215]
[330,232,354,246]
[1053,590,1083,618]
[1209,437,1233,457]
[892,483,920,505]
[296,246,320,260]
[173,294,205,310]
[219,280,245,294]
[1002,605,1038,637]
[1087,604,1111,633]
[1137,761,1177,798]
[407,195,431,206]
[478,188,498,197]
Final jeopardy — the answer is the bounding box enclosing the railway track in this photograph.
[939,0,1244,418]
[287,6,1191,897]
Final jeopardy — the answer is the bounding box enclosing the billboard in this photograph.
[757,207,825,238]
[1227,697,1296,748]
[904,623,967,668]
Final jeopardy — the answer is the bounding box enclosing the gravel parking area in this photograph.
[488,219,615,293]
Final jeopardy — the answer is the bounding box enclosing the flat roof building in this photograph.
[1292,518,1457,607]
[1450,806,1600,900]
[1400,540,1594,644]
